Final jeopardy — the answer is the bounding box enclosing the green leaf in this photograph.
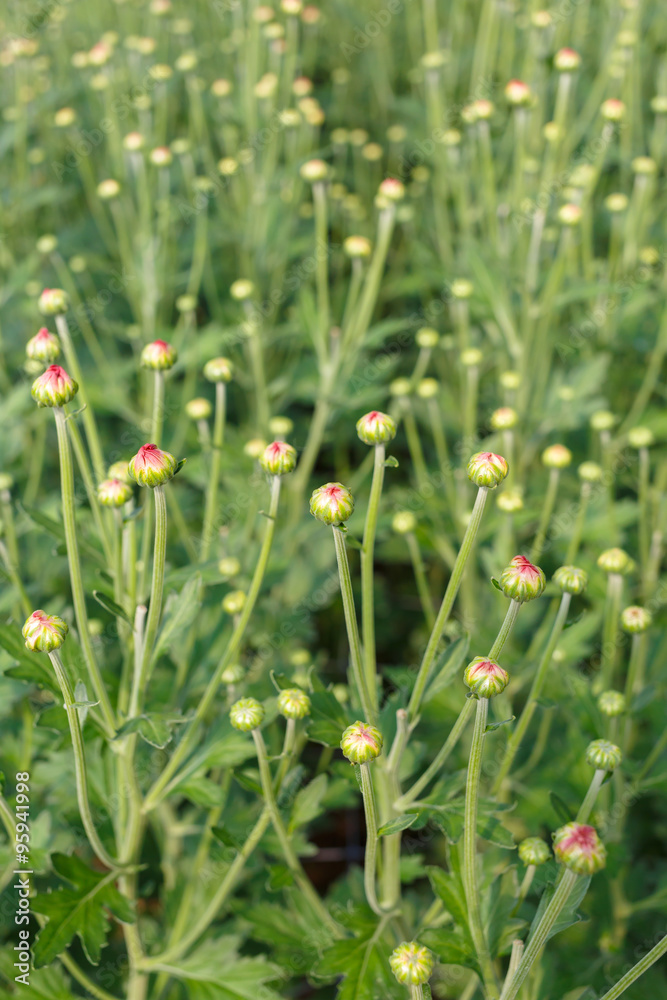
[550,791,574,825]
[149,936,282,999]
[115,712,184,748]
[92,589,133,626]
[289,774,328,833]
[426,867,472,940]
[485,716,515,733]
[377,813,418,837]
[31,853,135,967]
[313,931,401,1000]
[528,875,591,945]
[420,928,479,973]
[153,575,201,666]
[491,576,503,591]
[0,624,60,694]
[211,824,242,851]
[423,635,471,704]
[384,455,399,467]
[179,776,226,808]
[344,534,364,550]
[307,684,352,747]
[22,505,104,566]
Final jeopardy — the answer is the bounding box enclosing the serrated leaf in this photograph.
[377,813,418,837]
[148,936,283,999]
[92,589,133,626]
[31,853,134,967]
[420,928,479,973]
[115,712,184,749]
[313,932,400,1000]
[289,774,328,833]
[0,947,72,997]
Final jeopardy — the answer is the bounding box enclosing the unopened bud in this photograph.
[141,339,177,370]
[389,942,433,986]
[464,656,509,698]
[490,407,518,430]
[310,482,354,525]
[356,410,396,446]
[223,590,246,615]
[31,365,78,407]
[500,555,546,602]
[627,426,654,449]
[218,557,241,578]
[108,460,132,483]
[222,663,245,684]
[578,461,603,483]
[22,610,68,652]
[230,279,255,301]
[186,397,212,420]
[598,690,625,717]
[497,490,524,513]
[299,158,328,183]
[260,440,297,475]
[558,203,582,227]
[277,688,311,719]
[378,177,405,201]
[620,605,651,633]
[268,416,294,438]
[38,288,69,315]
[340,721,383,763]
[343,235,372,258]
[553,565,588,595]
[505,79,532,106]
[597,548,632,575]
[27,327,61,364]
[467,451,509,489]
[204,357,234,383]
[98,478,133,507]
[554,47,581,71]
[586,739,622,771]
[129,443,178,487]
[230,697,264,731]
[518,836,551,866]
[601,98,625,122]
[392,511,416,534]
[97,178,120,200]
[553,822,606,875]
[591,410,615,431]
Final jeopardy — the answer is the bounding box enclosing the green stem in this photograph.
[332,525,376,723]
[530,468,560,563]
[462,697,498,998]
[597,930,667,1000]
[143,477,282,812]
[313,181,330,345]
[489,601,521,660]
[129,485,167,718]
[407,487,489,723]
[600,573,623,691]
[359,762,387,915]
[406,532,436,629]
[361,444,386,709]
[396,698,475,810]
[200,381,226,561]
[48,651,120,869]
[53,408,115,736]
[565,482,591,564]
[577,769,606,823]
[54,314,106,481]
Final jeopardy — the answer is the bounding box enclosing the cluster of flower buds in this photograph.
[355,410,396,446]
[26,328,61,364]
[31,365,79,407]
[277,688,311,719]
[129,443,178,488]
[464,656,509,698]
[260,441,297,476]
[586,739,622,772]
[467,451,509,489]
[553,822,606,875]
[22,610,68,653]
[389,941,433,985]
[98,478,133,507]
[230,697,265,731]
[141,339,177,370]
[340,721,383,763]
[310,483,355,525]
[500,555,546,603]
[553,565,588,595]
[518,837,551,866]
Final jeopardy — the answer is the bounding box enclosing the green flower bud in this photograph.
[186,397,212,420]
[300,158,328,183]
[22,610,69,652]
[591,410,615,432]
[230,278,255,300]
[26,327,61,364]
[389,942,434,986]
[310,482,354,526]
[38,287,69,315]
[586,739,622,771]
[416,327,439,349]
[518,837,551,866]
[496,490,523,513]
[229,697,264,731]
[218,557,241,578]
[553,565,588,595]
[277,688,311,719]
[107,460,133,483]
[578,461,603,483]
[464,656,509,698]
[223,590,246,615]
[500,555,546,603]
[490,406,518,430]
[627,426,654,449]
[31,365,79,407]
[356,410,397,446]
[141,339,177,370]
[203,357,234,383]
[244,437,267,459]
[129,443,178,488]
[597,548,633,575]
[620,605,652,633]
[467,451,509,489]
[260,440,297,476]
[542,443,572,469]
[597,690,626,717]
[392,511,417,534]
[268,416,294,438]
[221,663,245,684]
[340,721,383,763]
[553,822,606,875]
[97,478,133,507]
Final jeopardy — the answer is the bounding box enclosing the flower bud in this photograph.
[343,235,372,258]
[229,697,265,731]
[260,440,297,476]
[467,451,509,489]
[554,47,581,72]
[108,460,132,483]
[578,461,603,483]
[244,438,267,459]
[223,590,246,615]
[591,410,615,432]
[299,158,328,182]
[500,555,546,603]
[38,287,69,315]
[497,490,523,513]
[22,610,69,652]
[518,837,551,866]
[598,690,625,717]
[230,278,255,301]
[460,348,483,367]
[417,378,439,399]
[620,605,652,634]
[203,357,234,383]
[605,192,628,213]
[186,397,212,420]
[505,79,532,106]
[31,365,79,407]
[553,565,588,595]
[26,327,61,363]
[268,416,294,439]
[310,482,354,526]
[392,511,416,534]
[277,688,311,719]
[389,942,433,986]
[141,339,177,370]
[222,663,245,684]
[490,406,518,430]
[97,178,120,200]
[586,739,622,772]
[98,478,133,507]
[542,444,572,468]
[451,278,474,299]
[464,656,509,698]
[150,146,173,167]
[218,557,241,577]
[597,548,632,575]
[416,327,439,349]
[601,98,625,122]
[378,177,405,201]
[553,822,606,875]
[558,203,582,227]
[129,443,178,487]
[340,721,383,763]
[627,426,654,449]
[356,410,397,446]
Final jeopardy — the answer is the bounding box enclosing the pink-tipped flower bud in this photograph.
[389,942,434,986]
[518,837,551,866]
[141,338,177,370]
[464,656,509,698]
[299,158,328,182]
[505,79,532,106]
[38,287,69,315]
[490,406,518,430]
[601,98,625,122]
[229,697,265,731]
[203,357,234,383]
[553,822,606,875]
[310,482,354,525]
[598,690,625,717]
[356,410,397,445]
[129,443,178,488]
[31,364,79,407]
[500,555,546,603]
[378,177,405,201]
[467,451,509,489]
[22,610,69,652]
[343,235,372,258]
[27,327,61,364]
[554,47,581,72]
[277,688,311,719]
[620,605,652,634]
[597,547,633,575]
[553,565,588,595]
[558,203,583,227]
[340,721,383,763]
[98,478,133,507]
[586,739,622,772]
[542,443,572,469]
[260,441,297,476]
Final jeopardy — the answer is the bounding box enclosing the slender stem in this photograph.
[396,699,475,810]
[129,485,167,718]
[66,416,114,565]
[0,539,31,617]
[59,951,123,1000]
[530,468,560,563]
[407,487,489,723]
[274,716,297,791]
[54,314,106,481]
[152,370,165,446]
[499,940,525,1000]
[597,930,667,1000]
[332,526,376,723]
[492,592,571,794]
[361,444,386,710]
[565,482,591,564]
[359,762,386,915]
[462,697,498,997]
[489,601,521,660]
[577,769,606,823]
[53,408,115,736]
[600,573,623,691]
[502,870,579,1000]
[200,381,226,561]
[515,866,535,910]
[143,477,282,812]
[48,651,120,868]
[313,181,330,345]
[252,729,342,936]
[406,532,436,628]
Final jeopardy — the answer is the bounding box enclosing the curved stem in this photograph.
[200,381,226,561]
[129,484,167,718]
[361,444,386,710]
[332,526,376,723]
[360,762,387,916]
[576,769,606,823]
[597,930,667,1000]
[489,600,521,660]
